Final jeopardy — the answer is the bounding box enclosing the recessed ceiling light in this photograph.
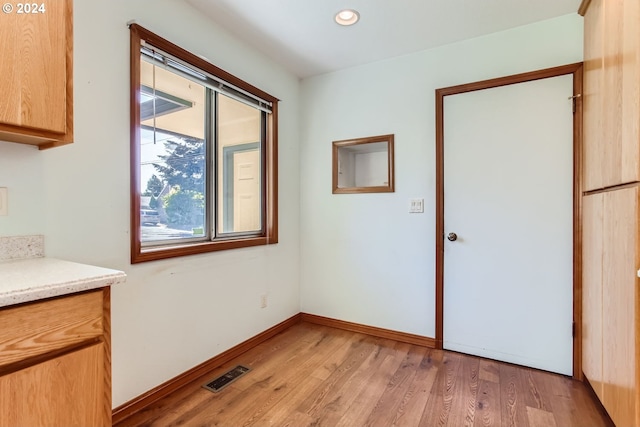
[335,9,360,26]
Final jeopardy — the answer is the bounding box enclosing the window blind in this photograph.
[140,43,273,114]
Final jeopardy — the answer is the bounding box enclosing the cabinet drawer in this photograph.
[0,291,103,368]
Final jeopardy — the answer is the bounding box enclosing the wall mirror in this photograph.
[332,134,395,194]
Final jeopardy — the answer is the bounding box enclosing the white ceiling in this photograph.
[185,0,582,78]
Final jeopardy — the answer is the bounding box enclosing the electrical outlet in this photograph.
[260,294,268,308]
[0,188,7,216]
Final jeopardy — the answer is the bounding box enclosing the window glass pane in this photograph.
[217,94,262,234]
[140,60,207,243]
[131,27,279,262]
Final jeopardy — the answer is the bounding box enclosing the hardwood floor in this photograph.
[116,322,611,427]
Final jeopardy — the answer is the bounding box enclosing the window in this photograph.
[130,25,278,263]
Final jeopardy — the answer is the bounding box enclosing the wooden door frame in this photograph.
[434,63,584,379]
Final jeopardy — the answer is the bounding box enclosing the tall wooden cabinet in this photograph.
[0,0,73,148]
[580,0,640,426]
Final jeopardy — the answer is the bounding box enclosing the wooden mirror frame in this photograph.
[332,134,395,194]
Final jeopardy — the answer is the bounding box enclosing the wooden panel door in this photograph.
[582,193,604,400]
[602,187,638,427]
[0,343,105,427]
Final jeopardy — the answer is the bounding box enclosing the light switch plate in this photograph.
[0,188,7,216]
[409,198,424,213]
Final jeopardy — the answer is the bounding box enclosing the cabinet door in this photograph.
[602,187,638,427]
[582,193,604,400]
[0,0,72,142]
[582,0,605,192]
[0,343,104,427]
[601,0,640,187]
[583,0,640,191]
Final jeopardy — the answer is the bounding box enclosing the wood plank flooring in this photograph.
[116,322,611,427]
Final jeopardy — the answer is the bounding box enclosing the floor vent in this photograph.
[202,365,251,392]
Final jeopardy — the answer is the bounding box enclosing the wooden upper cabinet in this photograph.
[582,0,640,191]
[0,0,73,149]
[582,0,605,192]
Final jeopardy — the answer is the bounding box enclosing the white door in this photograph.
[233,149,261,232]
[443,75,574,375]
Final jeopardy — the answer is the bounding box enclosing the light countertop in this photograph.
[0,257,126,308]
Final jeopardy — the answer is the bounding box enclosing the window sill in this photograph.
[131,236,277,264]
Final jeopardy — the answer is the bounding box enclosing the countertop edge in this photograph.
[0,258,127,308]
[0,272,126,308]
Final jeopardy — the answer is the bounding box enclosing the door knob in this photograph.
[447,232,457,241]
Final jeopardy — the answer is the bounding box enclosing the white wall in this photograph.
[0,142,45,236]
[299,14,583,337]
[0,0,300,407]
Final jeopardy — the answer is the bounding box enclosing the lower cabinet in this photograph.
[582,186,639,427]
[0,289,111,427]
[0,344,104,426]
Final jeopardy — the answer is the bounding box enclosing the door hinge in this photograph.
[572,321,576,338]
